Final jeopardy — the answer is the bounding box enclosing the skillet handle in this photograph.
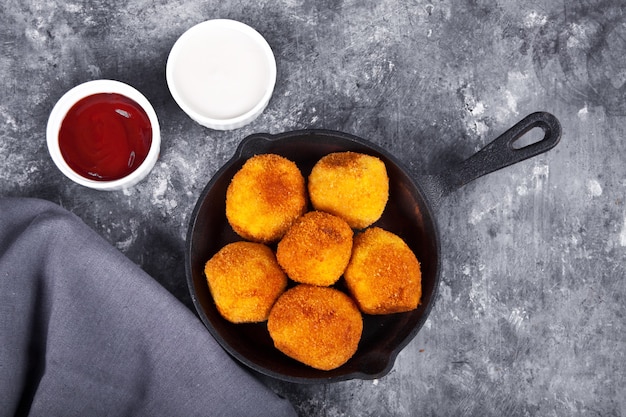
[440,111,561,194]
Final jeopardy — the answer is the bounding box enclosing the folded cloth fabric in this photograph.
[0,198,296,417]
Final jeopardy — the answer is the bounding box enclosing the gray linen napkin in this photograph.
[0,197,296,417]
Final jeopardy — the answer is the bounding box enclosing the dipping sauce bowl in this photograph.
[46,79,161,191]
[166,19,277,130]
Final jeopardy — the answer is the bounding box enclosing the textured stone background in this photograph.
[2,0,625,415]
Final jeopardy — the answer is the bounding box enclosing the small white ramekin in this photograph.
[46,79,161,191]
[166,19,277,130]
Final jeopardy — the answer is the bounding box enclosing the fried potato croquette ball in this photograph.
[344,227,421,315]
[308,152,389,229]
[268,285,363,370]
[204,241,287,323]
[276,211,353,286]
[226,154,307,243]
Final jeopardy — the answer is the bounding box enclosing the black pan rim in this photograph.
[184,128,442,384]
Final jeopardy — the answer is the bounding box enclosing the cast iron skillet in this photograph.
[185,111,561,384]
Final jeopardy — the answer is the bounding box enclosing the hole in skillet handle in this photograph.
[441,112,562,194]
[511,126,545,150]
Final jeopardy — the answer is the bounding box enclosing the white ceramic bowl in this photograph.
[166,19,277,130]
[46,79,161,191]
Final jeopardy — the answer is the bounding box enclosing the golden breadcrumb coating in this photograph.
[276,211,353,286]
[204,241,287,323]
[267,285,363,370]
[344,227,421,314]
[226,154,306,243]
[308,152,389,229]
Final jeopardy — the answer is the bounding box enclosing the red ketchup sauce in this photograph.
[58,93,152,181]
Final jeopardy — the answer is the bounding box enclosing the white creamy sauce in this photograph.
[171,25,271,119]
